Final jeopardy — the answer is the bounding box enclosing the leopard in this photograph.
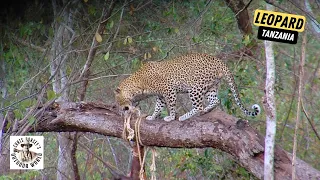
[115,53,260,122]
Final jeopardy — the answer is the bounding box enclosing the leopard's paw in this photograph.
[164,116,175,122]
[146,116,155,121]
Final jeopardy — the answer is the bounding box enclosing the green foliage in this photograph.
[88,5,97,17]
[28,116,36,125]
[175,149,224,178]
[46,90,57,101]
[235,167,251,179]
[131,58,142,71]
[13,109,23,119]
[123,36,133,45]
[152,148,256,179]
[19,22,46,38]
[104,51,110,61]
[0,170,40,180]
[107,20,114,29]
[220,88,236,114]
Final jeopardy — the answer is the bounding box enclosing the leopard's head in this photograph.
[114,79,142,113]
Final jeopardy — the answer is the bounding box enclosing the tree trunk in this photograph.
[224,0,253,35]
[218,0,258,60]
[292,29,307,180]
[29,101,320,180]
[0,55,10,174]
[263,4,277,180]
[50,0,76,179]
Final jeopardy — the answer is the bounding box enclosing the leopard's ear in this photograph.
[114,88,121,94]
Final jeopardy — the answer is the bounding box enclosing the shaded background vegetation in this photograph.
[0,0,319,179]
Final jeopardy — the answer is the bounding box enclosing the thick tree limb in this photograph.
[32,102,320,180]
[224,0,253,35]
[218,0,260,60]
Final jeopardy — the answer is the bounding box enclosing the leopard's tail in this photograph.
[223,67,261,117]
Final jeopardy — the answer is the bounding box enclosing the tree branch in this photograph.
[78,0,117,100]
[13,37,46,52]
[224,0,253,35]
[28,101,320,180]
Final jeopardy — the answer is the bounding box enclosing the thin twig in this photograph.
[77,141,126,178]
[13,37,46,52]
[87,74,131,81]
[71,133,80,180]
[135,0,152,11]
[292,29,307,180]
[279,75,297,142]
[301,100,320,141]
[107,137,119,167]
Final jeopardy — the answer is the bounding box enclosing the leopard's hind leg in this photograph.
[203,87,220,113]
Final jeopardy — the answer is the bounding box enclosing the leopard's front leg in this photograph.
[163,89,177,122]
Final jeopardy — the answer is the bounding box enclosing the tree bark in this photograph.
[292,29,307,180]
[263,4,277,180]
[50,0,77,179]
[224,0,253,35]
[218,0,259,60]
[0,56,9,173]
[304,0,320,40]
[29,101,320,180]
